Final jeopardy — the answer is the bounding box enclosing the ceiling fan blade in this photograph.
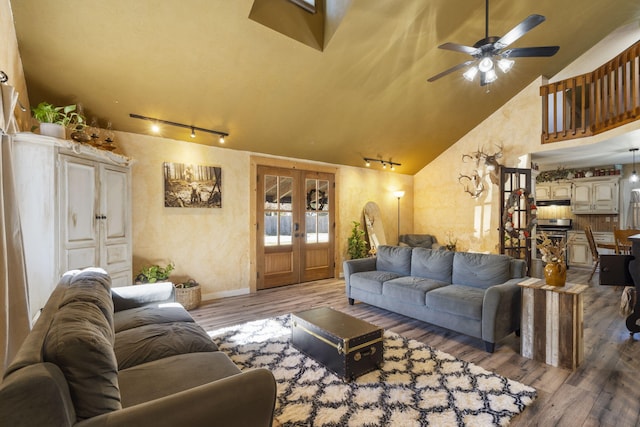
[494,14,546,49]
[427,60,476,82]
[503,46,560,57]
[438,42,480,56]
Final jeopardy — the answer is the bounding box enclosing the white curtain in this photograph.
[0,83,30,375]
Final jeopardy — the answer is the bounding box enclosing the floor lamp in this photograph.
[393,190,405,244]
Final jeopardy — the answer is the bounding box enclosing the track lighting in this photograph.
[363,157,401,170]
[129,113,229,143]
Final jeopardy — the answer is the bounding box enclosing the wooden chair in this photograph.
[613,227,640,254]
[585,226,600,282]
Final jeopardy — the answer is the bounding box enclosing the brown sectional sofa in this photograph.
[0,268,276,427]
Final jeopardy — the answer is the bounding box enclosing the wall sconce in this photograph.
[363,157,401,171]
[130,113,229,143]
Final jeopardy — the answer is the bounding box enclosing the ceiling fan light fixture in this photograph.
[478,57,494,73]
[484,69,498,83]
[498,58,515,73]
[463,66,479,81]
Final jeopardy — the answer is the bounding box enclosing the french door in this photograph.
[257,166,335,289]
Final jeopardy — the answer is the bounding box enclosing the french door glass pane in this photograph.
[306,212,317,243]
[304,178,330,243]
[264,212,278,246]
[264,175,293,246]
[280,212,292,245]
[264,175,277,210]
[318,180,329,211]
[318,212,329,242]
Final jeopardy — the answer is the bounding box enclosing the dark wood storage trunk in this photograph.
[291,307,383,381]
[600,255,634,286]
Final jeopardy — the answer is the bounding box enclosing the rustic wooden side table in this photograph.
[518,278,588,370]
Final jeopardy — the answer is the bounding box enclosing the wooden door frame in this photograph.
[249,155,340,292]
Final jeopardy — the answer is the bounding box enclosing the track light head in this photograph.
[190,127,196,138]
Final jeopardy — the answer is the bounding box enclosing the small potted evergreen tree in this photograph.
[347,221,369,259]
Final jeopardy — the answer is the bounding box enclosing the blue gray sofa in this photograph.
[343,245,527,352]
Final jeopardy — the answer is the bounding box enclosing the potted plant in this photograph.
[135,262,175,284]
[32,102,85,139]
[347,221,369,259]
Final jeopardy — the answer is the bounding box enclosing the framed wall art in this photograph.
[163,162,222,208]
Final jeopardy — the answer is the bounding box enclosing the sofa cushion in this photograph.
[43,301,121,420]
[410,248,454,283]
[425,284,484,320]
[382,277,449,305]
[118,352,241,407]
[60,277,115,331]
[114,322,218,370]
[350,271,403,294]
[376,245,413,275]
[114,303,194,333]
[452,252,511,289]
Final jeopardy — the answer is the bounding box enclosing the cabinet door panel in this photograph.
[64,161,97,243]
[100,164,131,272]
[59,156,99,273]
[568,241,591,266]
[103,166,129,240]
[66,247,98,271]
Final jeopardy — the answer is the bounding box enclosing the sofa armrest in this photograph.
[481,279,523,344]
[343,257,377,287]
[111,282,175,312]
[76,368,276,427]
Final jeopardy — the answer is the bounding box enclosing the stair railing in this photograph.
[541,40,640,143]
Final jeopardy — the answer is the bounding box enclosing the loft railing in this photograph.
[541,40,640,143]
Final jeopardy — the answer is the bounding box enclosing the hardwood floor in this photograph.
[190,267,640,427]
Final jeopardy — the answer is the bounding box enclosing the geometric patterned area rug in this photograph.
[209,314,536,427]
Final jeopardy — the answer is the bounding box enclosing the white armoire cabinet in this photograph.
[12,133,132,317]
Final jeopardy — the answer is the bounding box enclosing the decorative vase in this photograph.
[544,261,567,287]
[39,122,66,139]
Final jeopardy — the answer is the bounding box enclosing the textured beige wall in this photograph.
[336,166,413,260]
[117,131,412,299]
[117,132,252,300]
[0,0,30,129]
[414,78,543,254]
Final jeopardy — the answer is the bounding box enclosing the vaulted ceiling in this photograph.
[10,0,640,174]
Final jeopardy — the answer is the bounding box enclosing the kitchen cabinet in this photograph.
[535,182,572,201]
[567,231,591,267]
[571,177,619,214]
[567,230,614,268]
[12,133,132,317]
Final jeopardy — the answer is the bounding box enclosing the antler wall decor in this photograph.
[459,144,503,198]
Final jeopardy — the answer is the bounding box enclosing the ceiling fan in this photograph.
[427,0,560,86]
